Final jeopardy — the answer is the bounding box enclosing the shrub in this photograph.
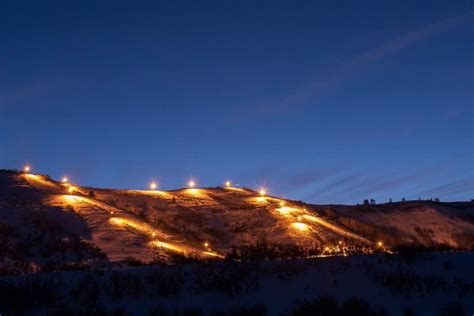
[290,295,338,316]
[438,302,465,316]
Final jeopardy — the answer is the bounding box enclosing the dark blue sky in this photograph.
[1,1,473,203]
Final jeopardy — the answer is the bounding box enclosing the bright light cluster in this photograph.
[19,165,281,198]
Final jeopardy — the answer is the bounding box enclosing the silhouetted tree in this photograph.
[388,198,392,203]
[370,199,376,205]
[363,199,369,206]
[402,198,406,202]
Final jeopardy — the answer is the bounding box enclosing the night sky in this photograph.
[1,1,473,204]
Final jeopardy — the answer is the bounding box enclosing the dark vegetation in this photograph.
[0,261,262,315]
[0,250,472,315]
[225,240,371,261]
[289,295,385,316]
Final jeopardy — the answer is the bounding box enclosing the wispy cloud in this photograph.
[0,76,60,110]
[298,155,473,203]
[305,172,364,202]
[251,11,474,116]
[416,177,474,198]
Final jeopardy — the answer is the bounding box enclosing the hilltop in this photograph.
[0,169,473,274]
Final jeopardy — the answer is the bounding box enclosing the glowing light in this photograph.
[188,180,196,188]
[256,196,267,203]
[339,240,343,245]
[149,240,184,253]
[225,181,231,188]
[301,214,368,242]
[149,181,158,190]
[23,165,31,173]
[203,251,225,258]
[68,187,75,194]
[297,215,302,221]
[292,222,308,231]
[279,201,285,207]
[23,174,57,188]
[110,217,123,225]
[110,211,114,215]
[377,241,383,247]
[62,177,68,183]
[204,242,209,248]
[324,246,330,252]
[276,206,299,215]
[259,188,266,196]
[152,232,156,238]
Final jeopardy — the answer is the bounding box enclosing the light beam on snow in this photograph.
[291,222,308,232]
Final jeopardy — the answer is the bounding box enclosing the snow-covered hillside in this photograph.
[1,169,473,274]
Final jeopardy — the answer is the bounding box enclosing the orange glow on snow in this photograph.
[149,240,185,253]
[276,206,299,215]
[292,222,308,231]
[203,251,224,258]
[64,195,76,202]
[302,214,368,242]
[23,174,57,188]
[186,188,205,197]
